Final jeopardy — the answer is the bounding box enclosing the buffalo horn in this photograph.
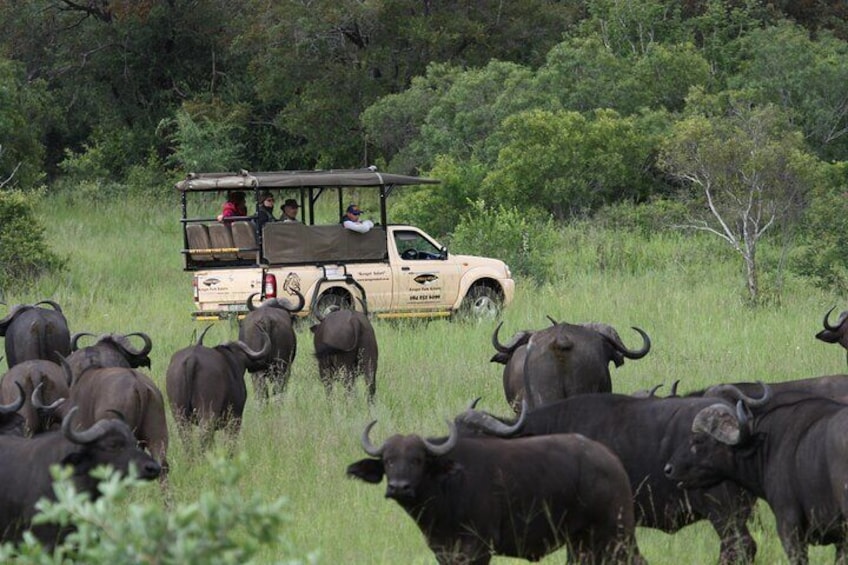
[0,382,25,413]
[822,305,848,333]
[117,332,153,356]
[670,379,680,397]
[361,420,385,457]
[546,315,558,326]
[619,327,651,359]
[706,382,771,408]
[62,407,117,445]
[491,322,509,354]
[422,420,458,456]
[70,332,97,351]
[197,324,214,346]
[32,381,65,411]
[246,292,261,311]
[34,299,63,313]
[0,304,28,331]
[234,330,271,360]
[57,354,76,387]
[455,398,527,437]
[281,290,306,313]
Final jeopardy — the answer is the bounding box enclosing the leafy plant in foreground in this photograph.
[0,456,316,565]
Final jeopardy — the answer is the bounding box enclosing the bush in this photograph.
[0,189,65,292]
[451,200,558,282]
[0,456,316,564]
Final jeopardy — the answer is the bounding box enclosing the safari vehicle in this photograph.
[177,168,515,320]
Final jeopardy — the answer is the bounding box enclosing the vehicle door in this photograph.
[390,229,461,312]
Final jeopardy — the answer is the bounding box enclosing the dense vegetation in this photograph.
[2,193,845,563]
[1,0,848,302]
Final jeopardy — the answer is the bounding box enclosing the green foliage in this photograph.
[161,103,249,172]
[481,108,659,219]
[451,200,558,282]
[792,161,848,292]
[594,198,691,237]
[0,189,65,292]
[0,458,314,564]
[0,57,52,189]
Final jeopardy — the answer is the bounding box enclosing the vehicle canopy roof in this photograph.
[175,168,440,192]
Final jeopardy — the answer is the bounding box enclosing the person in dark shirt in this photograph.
[255,191,277,231]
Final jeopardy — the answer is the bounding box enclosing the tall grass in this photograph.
[9,191,845,564]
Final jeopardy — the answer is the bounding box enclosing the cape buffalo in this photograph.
[0,359,68,434]
[456,388,766,564]
[60,358,169,474]
[347,420,644,564]
[0,382,27,436]
[311,308,378,402]
[0,406,160,546]
[238,290,304,400]
[815,305,848,364]
[65,331,153,381]
[0,300,71,369]
[491,319,651,411]
[165,325,270,448]
[664,390,848,564]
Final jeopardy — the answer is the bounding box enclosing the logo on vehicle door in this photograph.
[414,274,439,285]
[202,278,221,287]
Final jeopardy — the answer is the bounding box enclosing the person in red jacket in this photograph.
[217,191,247,223]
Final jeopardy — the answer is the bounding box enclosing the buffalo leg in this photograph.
[251,372,269,402]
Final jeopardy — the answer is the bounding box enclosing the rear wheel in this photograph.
[315,292,351,318]
[458,285,501,321]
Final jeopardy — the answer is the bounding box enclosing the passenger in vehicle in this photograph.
[217,191,247,223]
[341,203,374,233]
[281,198,300,222]
[256,191,277,231]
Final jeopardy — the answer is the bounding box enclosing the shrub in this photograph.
[451,200,558,282]
[0,456,316,564]
[0,189,65,292]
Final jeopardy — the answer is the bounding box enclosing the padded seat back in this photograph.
[186,224,213,261]
[208,223,238,261]
[231,220,258,260]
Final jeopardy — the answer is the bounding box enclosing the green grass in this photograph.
[8,192,846,563]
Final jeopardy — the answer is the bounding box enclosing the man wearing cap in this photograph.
[341,203,374,233]
[281,198,300,223]
[255,191,277,231]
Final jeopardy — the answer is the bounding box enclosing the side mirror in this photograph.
[439,246,448,260]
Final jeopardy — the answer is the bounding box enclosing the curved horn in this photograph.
[32,381,65,411]
[56,354,76,387]
[705,382,772,408]
[546,315,558,326]
[455,398,527,437]
[618,327,651,359]
[491,322,509,354]
[467,397,482,410]
[669,379,680,397]
[62,407,118,445]
[70,332,97,351]
[422,420,458,456]
[247,292,261,312]
[33,300,62,313]
[0,382,25,413]
[197,324,214,346]
[647,384,663,397]
[112,332,153,357]
[822,306,847,333]
[283,290,306,313]
[234,330,271,361]
[361,420,385,457]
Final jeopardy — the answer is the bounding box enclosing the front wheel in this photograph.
[457,285,501,321]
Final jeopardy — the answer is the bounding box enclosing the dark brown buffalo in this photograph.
[238,290,304,400]
[348,420,643,564]
[456,383,769,564]
[491,319,651,410]
[65,331,153,381]
[61,358,169,473]
[0,359,68,434]
[0,382,27,436]
[165,325,269,448]
[664,390,848,564]
[0,407,160,546]
[816,305,848,364]
[0,300,71,369]
[311,308,378,402]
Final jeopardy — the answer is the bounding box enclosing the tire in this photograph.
[315,292,351,318]
[458,285,501,321]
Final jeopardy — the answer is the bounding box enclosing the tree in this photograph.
[658,92,819,303]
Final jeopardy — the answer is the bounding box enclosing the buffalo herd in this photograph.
[2,297,848,562]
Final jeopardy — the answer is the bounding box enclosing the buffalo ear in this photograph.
[310,324,319,334]
[692,404,741,445]
[346,458,384,484]
[60,450,93,474]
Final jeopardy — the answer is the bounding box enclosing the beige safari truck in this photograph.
[176,168,515,320]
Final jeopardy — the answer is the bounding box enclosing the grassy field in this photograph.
[9,191,846,564]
